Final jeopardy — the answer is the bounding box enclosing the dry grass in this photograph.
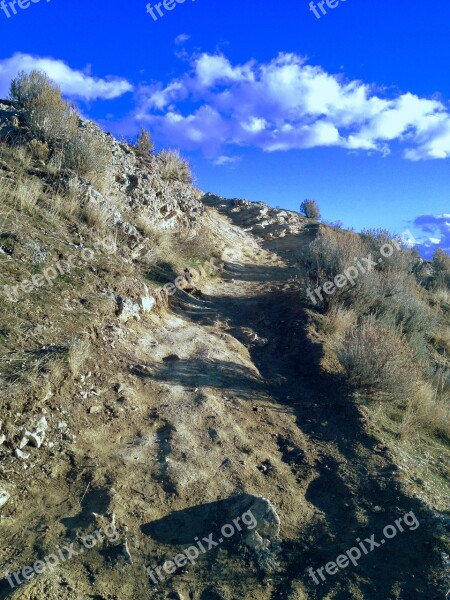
[1,176,43,213]
[155,150,193,184]
[68,339,90,377]
[80,201,114,235]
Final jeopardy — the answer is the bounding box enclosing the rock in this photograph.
[241,497,281,573]
[163,354,180,362]
[116,297,141,323]
[89,406,102,415]
[38,416,49,431]
[0,434,6,446]
[0,490,10,509]
[121,539,133,564]
[19,430,31,449]
[15,448,30,460]
[29,428,45,449]
[141,284,156,313]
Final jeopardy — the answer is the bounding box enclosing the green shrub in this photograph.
[156,150,193,184]
[300,199,321,219]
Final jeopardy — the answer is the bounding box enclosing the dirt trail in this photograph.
[0,221,443,600]
[169,224,442,599]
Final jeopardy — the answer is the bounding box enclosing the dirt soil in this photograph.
[0,216,446,600]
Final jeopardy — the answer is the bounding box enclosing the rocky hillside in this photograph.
[0,97,449,600]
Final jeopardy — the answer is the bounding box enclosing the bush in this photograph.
[135,127,154,155]
[62,128,111,176]
[10,71,79,145]
[303,226,367,307]
[432,248,450,289]
[337,316,419,402]
[300,199,321,219]
[156,150,193,184]
[28,139,50,161]
[9,70,53,105]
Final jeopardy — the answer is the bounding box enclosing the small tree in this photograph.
[300,199,321,219]
[136,127,154,155]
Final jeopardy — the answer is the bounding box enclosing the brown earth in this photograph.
[0,213,446,600]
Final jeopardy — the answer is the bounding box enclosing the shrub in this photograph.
[28,139,50,161]
[432,248,450,289]
[135,127,154,155]
[303,226,367,307]
[9,70,53,105]
[62,128,111,177]
[300,199,321,219]
[156,150,193,184]
[337,316,419,402]
[11,71,79,145]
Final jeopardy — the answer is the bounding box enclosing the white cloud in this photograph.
[132,51,450,160]
[213,155,241,166]
[0,53,133,101]
[174,34,191,45]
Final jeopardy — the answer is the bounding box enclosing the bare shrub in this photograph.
[9,70,53,105]
[156,150,193,184]
[62,128,111,177]
[432,248,450,289]
[135,127,154,155]
[28,139,50,161]
[320,304,356,339]
[25,82,78,145]
[303,227,366,306]
[337,316,419,402]
[300,199,321,219]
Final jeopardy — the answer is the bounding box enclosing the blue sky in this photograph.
[0,0,449,256]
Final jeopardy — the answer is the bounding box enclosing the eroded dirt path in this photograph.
[0,222,444,600]
[170,226,443,599]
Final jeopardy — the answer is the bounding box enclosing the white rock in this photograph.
[141,296,156,313]
[0,434,6,446]
[38,416,49,431]
[0,490,10,509]
[29,428,45,449]
[19,434,30,450]
[15,448,30,460]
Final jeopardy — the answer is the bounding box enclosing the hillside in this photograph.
[0,85,449,600]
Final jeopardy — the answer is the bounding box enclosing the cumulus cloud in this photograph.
[133,51,450,160]
[413,214,450,257]
[0,53,133,101]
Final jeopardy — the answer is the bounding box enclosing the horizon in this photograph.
[0,0,449,257]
